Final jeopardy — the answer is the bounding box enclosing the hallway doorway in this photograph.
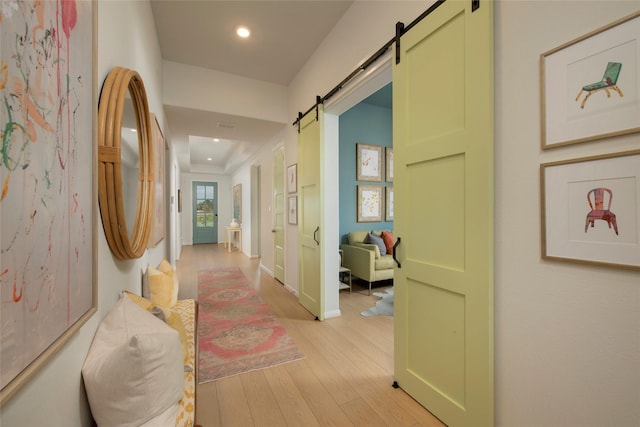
[192,181,218,244]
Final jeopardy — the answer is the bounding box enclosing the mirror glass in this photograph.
[121,94,139,238]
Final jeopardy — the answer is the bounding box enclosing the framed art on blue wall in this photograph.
[386,186,394,221]
[357,185,383,222]
[357,143,382,182]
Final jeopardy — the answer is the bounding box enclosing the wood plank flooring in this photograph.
[176,244,444,427]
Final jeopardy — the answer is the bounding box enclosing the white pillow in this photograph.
[82,295,183,427]
[139,402,179,427]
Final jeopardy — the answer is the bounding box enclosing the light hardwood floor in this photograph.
[176,244,444,427]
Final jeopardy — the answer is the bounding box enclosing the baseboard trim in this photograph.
[324,309,342,319]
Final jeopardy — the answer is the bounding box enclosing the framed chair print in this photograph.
[540,149,640,270]
[540,11,640,148]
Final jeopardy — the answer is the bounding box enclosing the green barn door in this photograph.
[192,181,218,244]
[297,108,323,320]
[273,146,286,284]
[393,1,494,426]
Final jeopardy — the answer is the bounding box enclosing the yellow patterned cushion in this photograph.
[172,299,197,427]
[157,258,174,275]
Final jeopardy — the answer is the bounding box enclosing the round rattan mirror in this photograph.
[97,67,153,260]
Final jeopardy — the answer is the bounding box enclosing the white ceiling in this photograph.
[150,1,354,173]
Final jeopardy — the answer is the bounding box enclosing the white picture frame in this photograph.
[357,143,382,182]
[357,185,383,222]
[386,186,394,222]
[540,11,640,148]
[541,150,640,270]
[287,164,297,193]
[288,196,298,225]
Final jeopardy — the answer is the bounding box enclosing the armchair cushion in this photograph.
[353,242,381,258]
[380,231,394,254]
[375,255,396,270]
[348,231,370,245]
[364,232,387,255]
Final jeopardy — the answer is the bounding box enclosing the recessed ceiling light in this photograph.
[207,157,212,161]
[236,26,250,38]
[213,138,219,142]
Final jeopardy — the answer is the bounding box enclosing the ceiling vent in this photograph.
[217,122,236,129]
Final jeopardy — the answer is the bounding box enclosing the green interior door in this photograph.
[192,181,218,244]
[393,2,494,426]
[297,108,323,320]
[273,146,285,284]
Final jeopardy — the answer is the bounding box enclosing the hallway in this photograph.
[176,244,443,426]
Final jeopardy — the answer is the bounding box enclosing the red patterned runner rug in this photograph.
[197,268,304,383]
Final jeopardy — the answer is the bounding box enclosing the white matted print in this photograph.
[357,143,382,182]
[541,150,640,270]
[386,147,394,182]
[288,196,297,225]
[357,185,383,222]
[541,11,640,148]
[386,186,394,222]
[287,164,297,193]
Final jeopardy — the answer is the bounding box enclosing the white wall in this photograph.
[1,1,168,425]
[494,2,639,426]
[231,130,286,272]
[163,61,288,124]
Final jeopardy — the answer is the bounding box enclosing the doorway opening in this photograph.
[322,52,392,317]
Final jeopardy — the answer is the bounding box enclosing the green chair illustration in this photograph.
[575,62,623,109]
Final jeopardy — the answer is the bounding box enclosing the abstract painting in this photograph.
[0,0,96,403]
[357,185,382,222]
[356,143,382,182]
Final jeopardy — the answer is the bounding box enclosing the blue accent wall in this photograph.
[339,101,393,245]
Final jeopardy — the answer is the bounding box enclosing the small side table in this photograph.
[225,227,242,253]
[339,266,351,293]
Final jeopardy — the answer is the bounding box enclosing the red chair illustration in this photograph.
[585,187,618,235]
[575,62,624,109]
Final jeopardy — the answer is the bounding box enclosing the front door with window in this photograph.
[193,181,218,244]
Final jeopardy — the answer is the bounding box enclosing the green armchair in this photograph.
[340,230,394,295]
